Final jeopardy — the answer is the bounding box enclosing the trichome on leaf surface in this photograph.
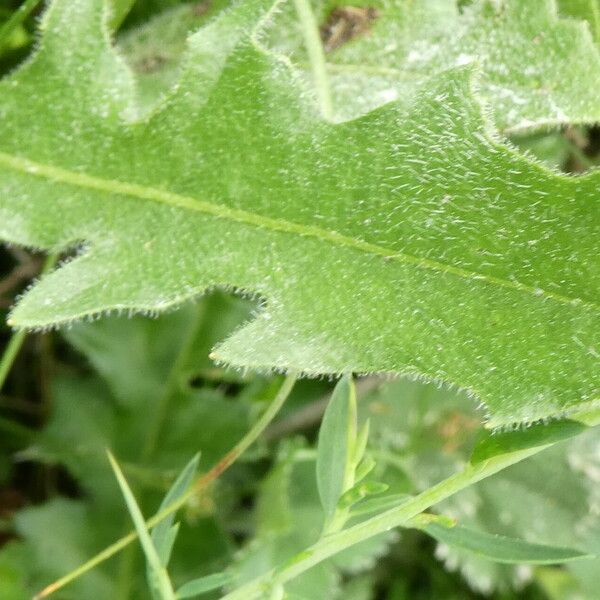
[0,0,598,599]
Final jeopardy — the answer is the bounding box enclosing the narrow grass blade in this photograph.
[107,451,176,600]
[349,493,413,518]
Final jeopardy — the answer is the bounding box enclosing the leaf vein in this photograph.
[0,150,594,311]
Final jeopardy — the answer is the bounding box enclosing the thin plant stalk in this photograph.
[293,0,333,119]
[108,452,177,600]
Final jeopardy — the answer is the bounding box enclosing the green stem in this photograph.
[0,254,58,392]
[0,0,40,52]
[34,372,298,599]
[221,442,558,600]
[293,0,333,119]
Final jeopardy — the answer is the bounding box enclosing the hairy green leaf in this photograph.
[0,0,598,426]
[117,1,600,131]
[275,0,600,129]
[558,0,600,43]
[117,1,233,112]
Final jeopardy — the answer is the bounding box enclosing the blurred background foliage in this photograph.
[1,1,600,598]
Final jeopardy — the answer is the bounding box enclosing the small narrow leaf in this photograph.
[175,572,233,598]
[338,481,389,511]
[151,453,200,567]
[316,375,356,519]
[349,493,413,518]
[421,522,592,565]
[107,451,176,600]
[353,419,370,468]
[408,513,456,529]
[471,419,587,464]
[354,455,376,483]
[155,524,179,576]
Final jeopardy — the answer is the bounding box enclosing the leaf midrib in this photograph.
[0,150,594,310]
